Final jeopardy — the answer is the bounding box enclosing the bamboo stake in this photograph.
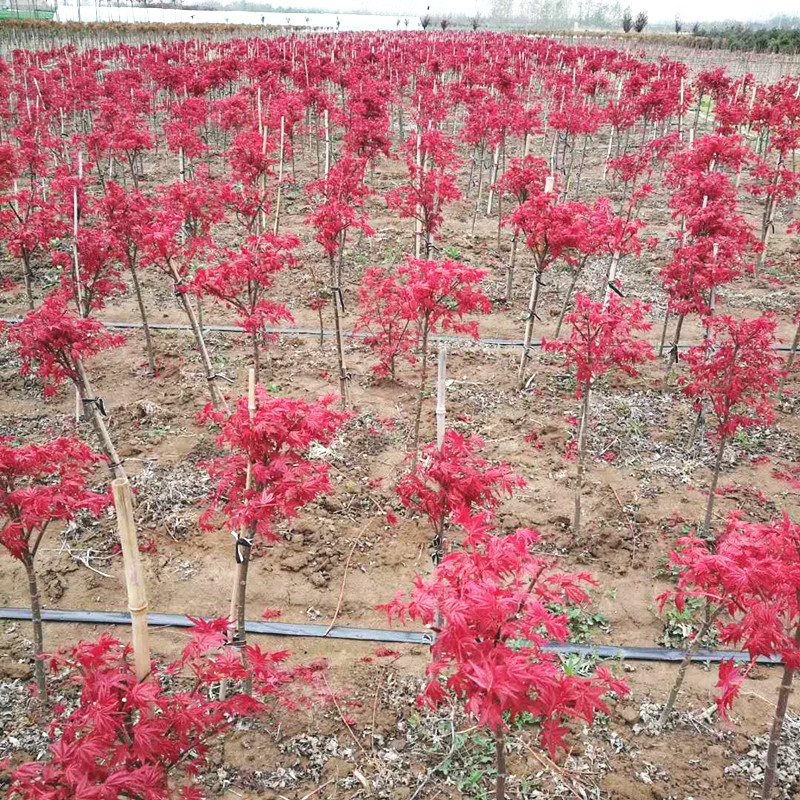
[226,367,256,694]
[436,344,447,450]
[323,108,330,179]
[72,151,83,315]
[273,115,285,236]
[112,477,150,682]
[415,131,422,258]
[603,250,621,308]
[486,143,500,215]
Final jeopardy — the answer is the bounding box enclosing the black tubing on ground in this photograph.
[0,607,781,664]
[1,318,796,352]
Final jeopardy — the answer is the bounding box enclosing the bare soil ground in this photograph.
[1,53,800,799]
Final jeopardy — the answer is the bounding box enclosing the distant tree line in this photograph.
[687,22,800,53]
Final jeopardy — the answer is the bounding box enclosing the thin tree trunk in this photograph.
[471,143,486,236]
[486,143,500,216]
[687,407,703,450]
[23,556,47,702]
[518,265,543,389]
[574,133,589,199]
[22,253,35,311]
[74,359,127,480]
[666,314,685,374]
[574,388,590,539]
[703,435,727,536]
[467,145,477,194]
[504,234,518,304]
[495,727,506,800]
[128,261,156,376]
[760,619,800,799]
[659,603,720,726]
[229,536,253,695]
[411,323,430,467]
[778,317,800,395]
[172,270,226,410]
[658,311,671,357]
[757,154,782,275]
[329,252,348,409]
[225,374,256,699]
[555,266,582,338]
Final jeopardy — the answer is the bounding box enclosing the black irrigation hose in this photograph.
[2,317,798,351]
[0,607,781,664]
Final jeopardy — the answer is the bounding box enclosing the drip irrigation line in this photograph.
[0,607,781,664]
[2,317,797,352]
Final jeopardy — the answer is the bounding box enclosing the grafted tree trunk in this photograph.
[411,323,431,468]
[23,555,47,702]
[128,259,156,376]
[328,252,348,409]
[658,603,720,726]
[573,388,590,539]
[760,619,800,799]
[495,727,506,800]
[666,314,685,374]
[703,435,727,536]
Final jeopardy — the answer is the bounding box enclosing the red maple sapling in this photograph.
[201,389,349,653]
[6,292,127,477]
[679,313,782,533]
[544,294,653,538]
[5,619,328,800]
[380,510,628,800]
[0,438,109,700]
[396,430,525,563]
[657,512,800,799]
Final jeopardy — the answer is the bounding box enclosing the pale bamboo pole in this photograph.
[273,115,285,236]
[323,108,330,179]
[112,477,150,682]
[223,367,256,696]
[72,152,84,422]
[228,367,256,640]
[72,151,83,315]
[415,131,423,258]
[259,126,268,234]
[486,143,500,215]
[435,344,447,450]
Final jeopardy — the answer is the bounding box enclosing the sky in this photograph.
[238,0,800,23]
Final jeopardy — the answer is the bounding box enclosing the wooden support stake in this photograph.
[228,368,256,646]
[323,108,330,179]
[436,344,447,450]
[112,477,150,681]
[273,115,285,236]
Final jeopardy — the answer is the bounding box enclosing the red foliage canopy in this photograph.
[379,511,628,752]
[200,389,349,542]
[7,292,125,397]
[0,438,108,561]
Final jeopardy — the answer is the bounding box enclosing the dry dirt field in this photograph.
[0,29,799,800]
